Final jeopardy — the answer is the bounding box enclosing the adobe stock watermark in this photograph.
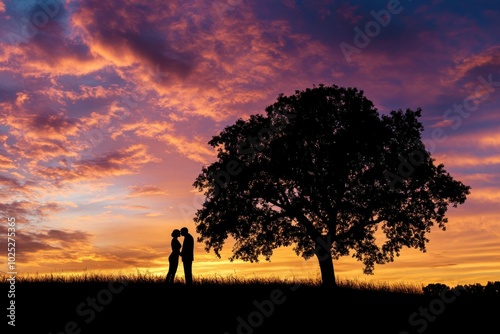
[339,0,412,64]
[223,285,299,334]
[75,89,145,158]
[75,63,170,158]
[385,72,500,189]
[423,72,500,154]
[384,149,426,190]
[178,105,297,223]
[399,285,465,334]
[222,235,333,334]
[209,106,296,197]
[6,0,65,44]
[48,278,128,334]
[6,217,17,327]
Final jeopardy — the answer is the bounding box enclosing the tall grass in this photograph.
[0,270,424,294]
[336,276,423,294]
[1,269,156,283]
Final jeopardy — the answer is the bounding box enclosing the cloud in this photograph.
[448,46,500,86]
[127,185,168,197]
[0,227,94,265]
[0,226,58,257]
[160,133,215,164]
[1,112,84,166]
[469,187,500,203]
[0,99,94,164]
[35,144,161,186]
[7,112,80,141]
[0,154,15,171]
[104,204,150,211]
[119,120,174,139]
[434,153,500,168]
[2,0,343,124]
[0,174,22,189]
[77,144,160,173]
[45,229,92,245]
[1,0,108,77]
[72,0,193,83]
[425,126,500,150]
[41,84,125,104]
[478,132,500,150]
[0,200,63,224]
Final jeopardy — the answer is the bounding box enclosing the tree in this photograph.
[193,84,470,287]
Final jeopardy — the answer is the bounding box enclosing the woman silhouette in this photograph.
[166,229,181,284]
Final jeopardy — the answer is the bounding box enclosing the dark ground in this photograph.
[4,281,499,333]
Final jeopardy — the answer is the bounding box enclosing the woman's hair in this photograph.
[171,229,180,237]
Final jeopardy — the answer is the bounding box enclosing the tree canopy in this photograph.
[193,84,470,286]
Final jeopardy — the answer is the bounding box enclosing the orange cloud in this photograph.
[7,227,97,269]
[448,46,500,85]
[3,6,108,78]
[2,112,80,141]
[468,187,500,203]
[425,127,500,154]
[41,84,124,105]
[104,204,150,211]
[21,55,108,78]
[160,133,215,164]
[478,132,500,149]
[1,108,85,164]
[120,120,174,138]
[0,154,15,171]
[127,185,168,197]
[433,153,500,168]
[72,0,192,84]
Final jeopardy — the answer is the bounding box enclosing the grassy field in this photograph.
[3,271,499,333]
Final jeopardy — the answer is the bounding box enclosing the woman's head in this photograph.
[171,229,180,238]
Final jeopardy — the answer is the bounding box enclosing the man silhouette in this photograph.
[180,227,194,286]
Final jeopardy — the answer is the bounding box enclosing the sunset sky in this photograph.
[1,0,499,287]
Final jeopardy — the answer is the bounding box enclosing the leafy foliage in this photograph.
[422,283,450,296]
[193,84,471,284]
[423,281,500,296]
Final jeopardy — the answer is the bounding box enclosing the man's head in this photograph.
[180,227,189,236]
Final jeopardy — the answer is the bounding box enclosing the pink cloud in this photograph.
[127,185,168,197]
[447,46,500,86]
[35,144,161,185]
[433,153,500,168]
[0,200,63,224]
[0,154,15,171]
[4,6,108,77]
[72,0,192,82]
[428,127,500,152]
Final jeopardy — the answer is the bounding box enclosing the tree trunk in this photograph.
[314,231,337,288]
[315,240,337,287]
[315,237,337,287]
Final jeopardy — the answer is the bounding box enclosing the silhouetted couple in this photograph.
[166,227,194,286]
